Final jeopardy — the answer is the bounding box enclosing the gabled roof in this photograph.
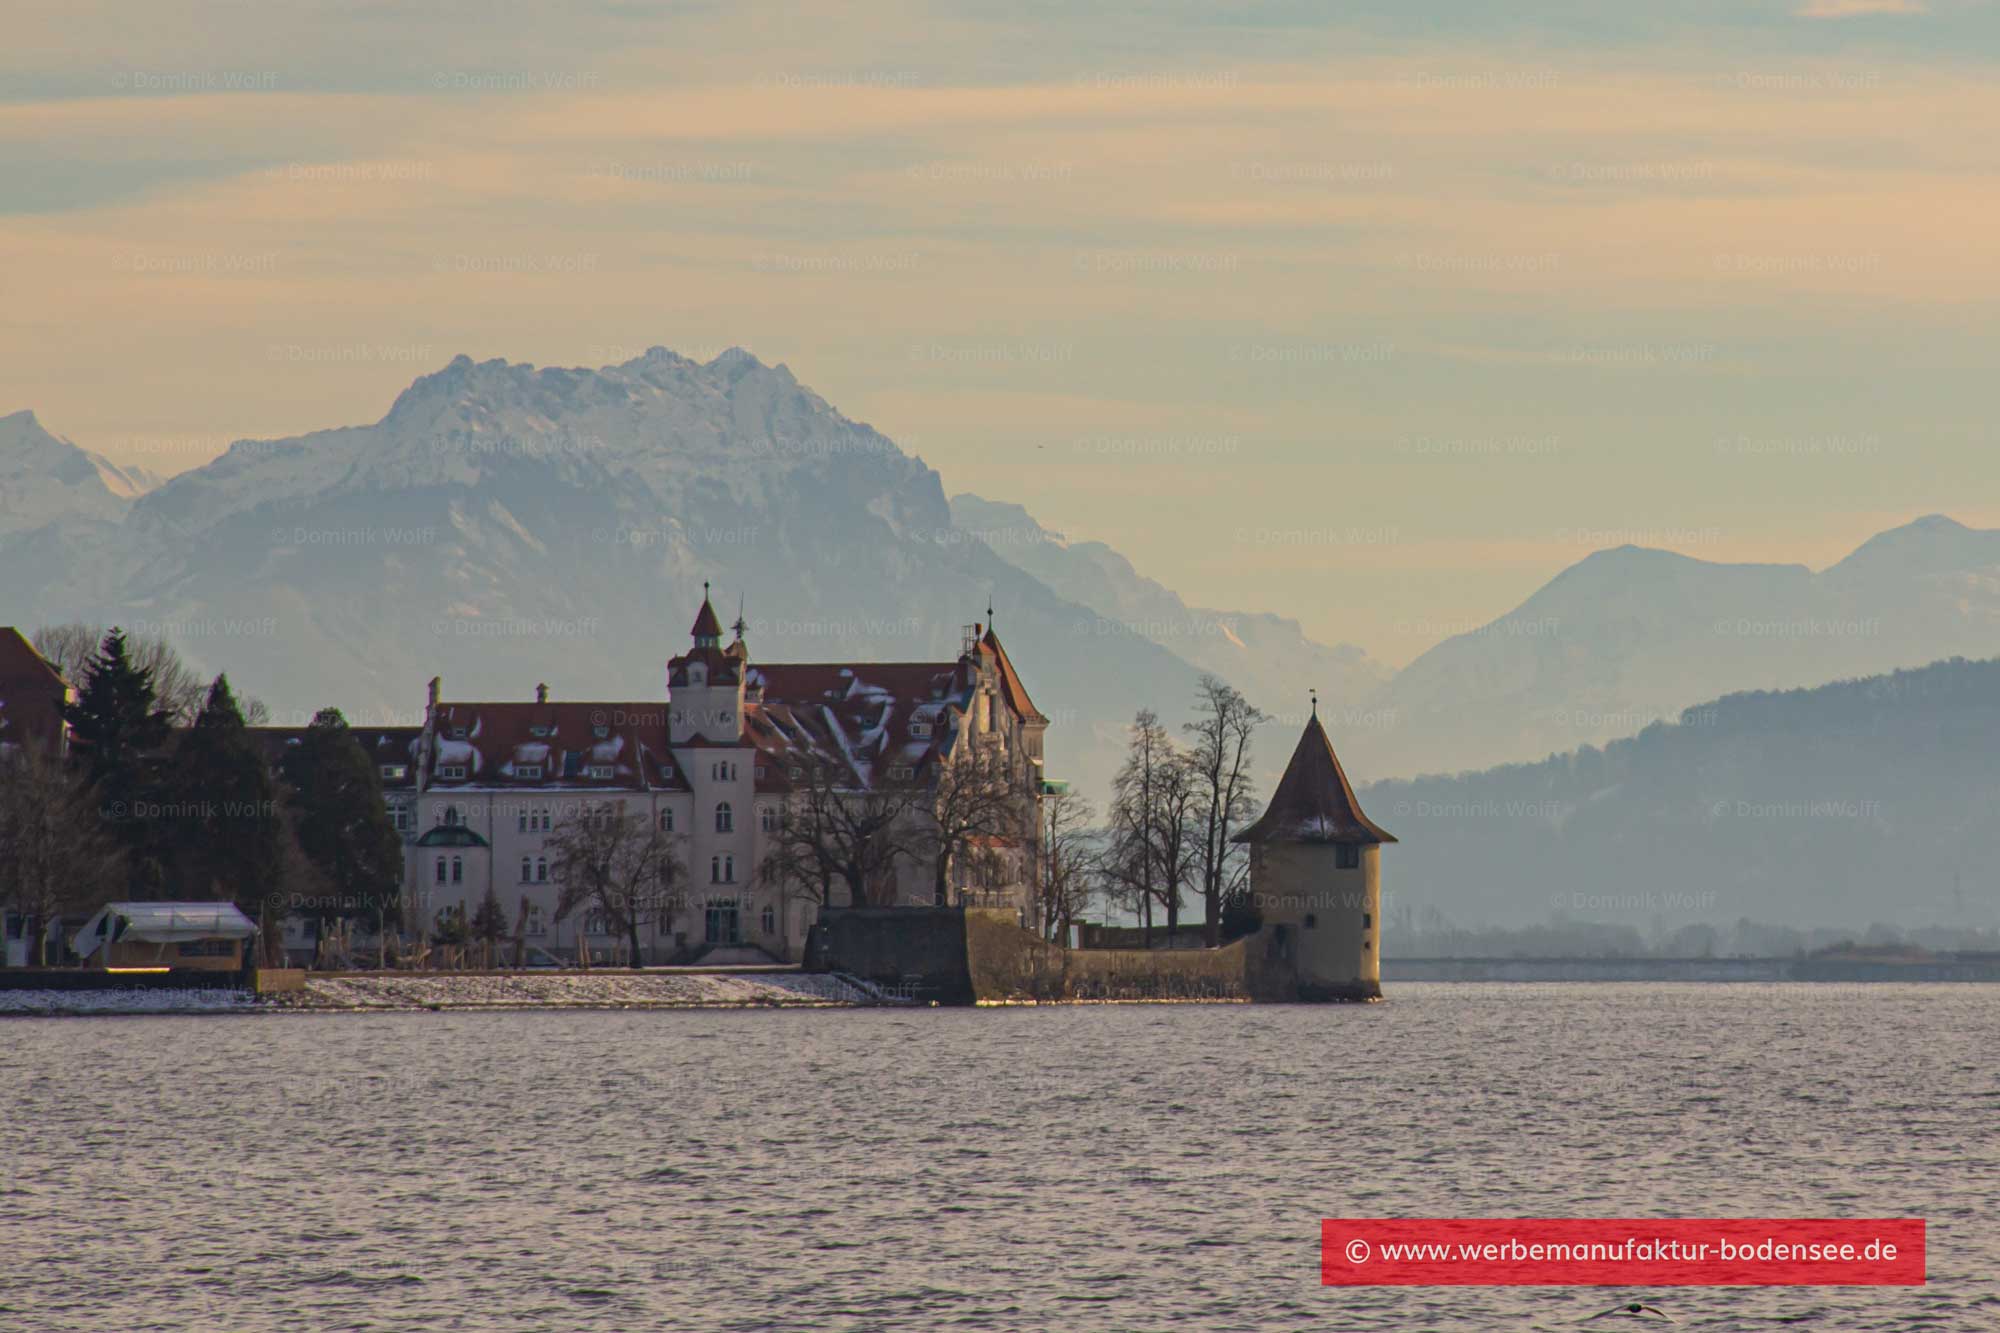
[980,627,1046,724]
[1233,712,1396,845]
[0,627,65,690]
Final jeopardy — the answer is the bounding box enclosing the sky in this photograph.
[6,0,1998,665]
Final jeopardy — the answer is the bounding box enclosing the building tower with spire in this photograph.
[1232,697,1396,1000]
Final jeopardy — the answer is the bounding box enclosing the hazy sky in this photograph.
[7,1,1998,664]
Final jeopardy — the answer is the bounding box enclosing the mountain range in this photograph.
[5,348,2000,802]
[1364,654,2000,933]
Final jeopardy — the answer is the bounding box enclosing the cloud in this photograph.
[1794,0,1928,17]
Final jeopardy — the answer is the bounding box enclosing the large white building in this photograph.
[379,592,1049,963]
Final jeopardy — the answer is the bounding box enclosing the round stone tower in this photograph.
[1232,701,1396,1001]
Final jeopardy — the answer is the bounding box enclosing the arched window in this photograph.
[520,856,531,882]
[535,857,548,883]
[759,805,779,833]
[659,808,675,833]
[760,905,776,936]
[444,806,461,827]
[450,856,463,884]
[722,854,736,882]
[710,855,721,883]
[715,801,733,833]
[435,857,447,884]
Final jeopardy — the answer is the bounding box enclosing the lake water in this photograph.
[3,984,1994,1331]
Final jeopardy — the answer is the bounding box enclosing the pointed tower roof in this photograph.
[1233,709,1396,845]
[690,583,723,642]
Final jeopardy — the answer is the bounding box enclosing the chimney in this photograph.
[535,683,549,704]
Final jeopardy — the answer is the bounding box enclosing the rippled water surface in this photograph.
[3,984,1994,1331]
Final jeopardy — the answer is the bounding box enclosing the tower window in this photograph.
[659,808,675,833]
[1363,913,1372,928]
[715,801,733,833]
[1336,844,1360,870]
[1304,914,1317,929]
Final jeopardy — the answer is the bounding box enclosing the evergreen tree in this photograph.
[60,629,174,894]
[281,708,406,936]
[165,675,284,913]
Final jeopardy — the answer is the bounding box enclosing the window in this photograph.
[759,806,779,833]
[380,764,408,781]
[710,855,721,883]
[704,902,740,946]
[435,857,447,884]
[754,765,766,780]
[660,765,673,778]
[711,760,737,782]
[1363,913,1372,929]
[390,807,411,832]
[520,856,531,882]
[593,724,609,739]
[889,766,916,781]
[723,854,735,882]
[516,765,542,780]
[586,764,614,780]
[450,856,463,884]
[450,727,467,740]
[517,811,528,833]
[437,765,467,780]
[719,710,732,723]
[789,767,803,780]
[709,855,736,883]
[526,907,546,936]
[535,808,550,832]
[761,905,777,936]
[1336,844,1360,870]
[909,721,931,739]
[1304,913,1317,930]
[529,725,551,738]
[535,857,547,883]
[443,806,461,827]
[659,808,675,832]
[715,801,733,833]
[690,664,706,685]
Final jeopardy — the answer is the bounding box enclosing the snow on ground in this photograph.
[295,970,900,1010]
[0,988,258,1016]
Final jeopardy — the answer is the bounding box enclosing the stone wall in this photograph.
[811,907,1339,1003]
[804,907,973,1004]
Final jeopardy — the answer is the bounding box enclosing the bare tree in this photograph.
[0,743,123,965]
[1184,675,1267,946]
[545,801,688,968]
[32,622,265,726]
[760,764,927,909]
[1036,788,1096,943]
[926,741,1029,906]
[1106,711,1203,945]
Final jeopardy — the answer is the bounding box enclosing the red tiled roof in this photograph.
[744,662,963,791]
[1232,713,1396,845]
[425,701,686,791]
[690,596,723,640]
[247,726,424,788]
[979,628,1045,724]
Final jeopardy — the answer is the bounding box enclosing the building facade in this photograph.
[1232,704,1396,1001]
[390,593,1049,963]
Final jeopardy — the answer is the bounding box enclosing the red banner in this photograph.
[1321,1218,1924,1286]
